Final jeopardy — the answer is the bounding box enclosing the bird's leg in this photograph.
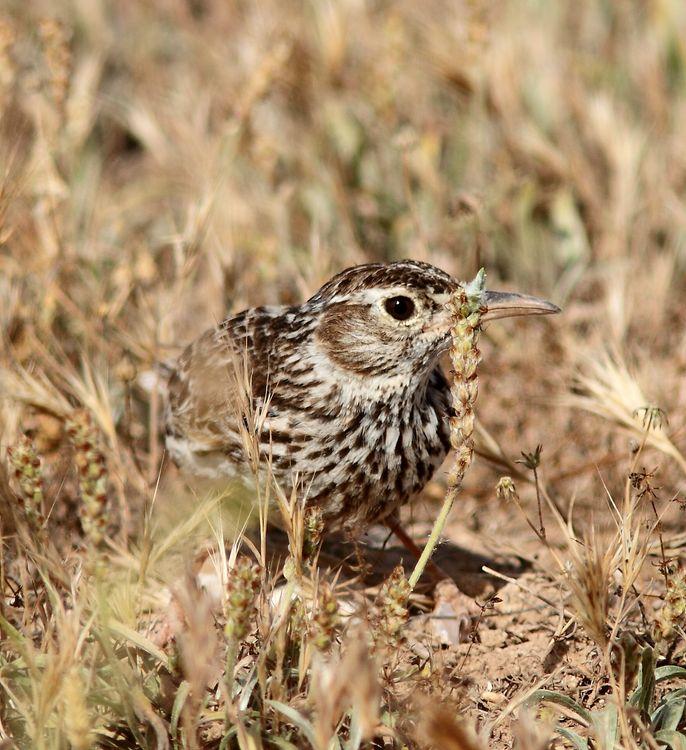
[348,533,373,580]
[384,514,451,584]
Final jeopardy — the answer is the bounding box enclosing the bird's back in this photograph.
[166,307,275,477]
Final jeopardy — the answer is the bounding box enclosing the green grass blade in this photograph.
[652,697,686,732]
[107,619,170,667]
[266,700,317,749]
[525,689,593,725]
[556,727,590,749]
[656,667,686,683]
[590,703,619,750]
[170,680,191,739]
[634,647,656,715]
[654,730,686,750]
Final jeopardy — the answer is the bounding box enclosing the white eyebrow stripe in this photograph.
[430,292,452,305]
[329,287,452,314]
[349,288,423,304]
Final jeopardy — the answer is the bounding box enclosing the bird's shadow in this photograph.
[260,525,530,597]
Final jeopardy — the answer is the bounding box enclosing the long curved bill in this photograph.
[482,291,561,321]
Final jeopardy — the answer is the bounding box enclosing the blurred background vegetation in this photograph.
[2,0,685,355]
[2,1,686,748]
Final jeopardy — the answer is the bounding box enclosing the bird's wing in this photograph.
[166,321,254,453]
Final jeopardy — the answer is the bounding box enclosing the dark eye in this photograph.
[384,295,416,321]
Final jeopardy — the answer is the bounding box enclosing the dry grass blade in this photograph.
[568,352,686,473]
[563,526,613,650]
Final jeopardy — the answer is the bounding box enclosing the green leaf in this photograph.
[556,727,589,749]
[238,666,259,711]
[634,647,656,715]
[525,689,593,725]
[590,703,619,750]
[0,614,27,647]
[656,666,686,683]
[108,619,170,667]
[652,697,686,732]
[267,700,317,749]
[170,680,191,739]
[654,730,686,750]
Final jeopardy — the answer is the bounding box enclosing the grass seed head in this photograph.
[419,704,485,750]
[62,666,93,750]
[65,409,109,545]
[304,505,325,560]
[7,433,46,532]
[495,476,517,503]
[653,570,686,647]
[445,273,483,488]
[225,556,261,641]
[566,532,612,649]
[375,564,411,649]
[311,582,340,652]
[38,18,71,112]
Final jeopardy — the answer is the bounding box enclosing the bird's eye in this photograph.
[384,295,416,321]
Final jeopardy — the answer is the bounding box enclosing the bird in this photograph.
[165,260,559,538]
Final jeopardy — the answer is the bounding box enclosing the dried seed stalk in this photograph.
[224,557,260,695]
[7,434,46,535]
[65,409,109,545]
[374,564,411,649]
[225,557,261,642]
[311,582,340,651]
[408,269,485,589]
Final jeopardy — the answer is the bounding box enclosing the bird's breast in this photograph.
[259,374,452,530]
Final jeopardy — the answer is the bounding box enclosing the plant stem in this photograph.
[408,485,459,589]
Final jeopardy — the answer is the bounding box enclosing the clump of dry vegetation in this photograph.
[2,1,686,748]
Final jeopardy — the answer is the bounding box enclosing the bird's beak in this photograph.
[482,290,561,321]
[481,290,560,321]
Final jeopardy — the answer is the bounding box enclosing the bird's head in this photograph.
[309,260,560,383]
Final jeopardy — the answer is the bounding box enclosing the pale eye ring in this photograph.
[384,295,416,321]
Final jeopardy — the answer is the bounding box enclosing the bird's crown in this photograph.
[308,260,457,304]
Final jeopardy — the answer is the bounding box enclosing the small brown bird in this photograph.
[166,261,559,534]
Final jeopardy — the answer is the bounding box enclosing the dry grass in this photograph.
[2,1,686,748]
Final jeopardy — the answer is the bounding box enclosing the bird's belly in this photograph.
[282,417,450,532]
[167,404,451,532]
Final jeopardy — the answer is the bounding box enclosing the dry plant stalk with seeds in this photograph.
[408,269,485,588]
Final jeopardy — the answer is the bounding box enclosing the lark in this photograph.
[166,261,559,533]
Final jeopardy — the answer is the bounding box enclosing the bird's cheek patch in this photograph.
[315,304,392,375]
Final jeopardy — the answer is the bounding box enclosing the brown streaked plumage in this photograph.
[165,260,559,532]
